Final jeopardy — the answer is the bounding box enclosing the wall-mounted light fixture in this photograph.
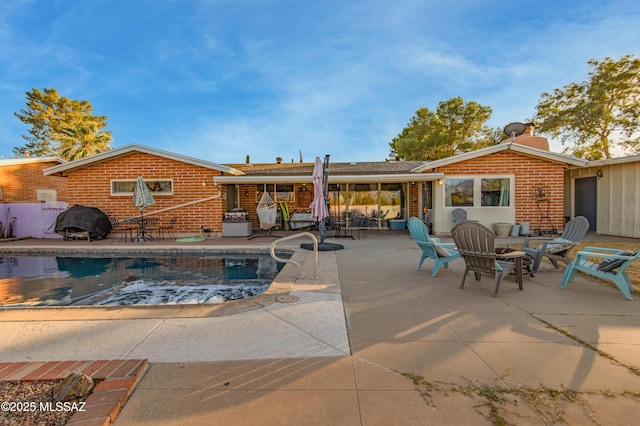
[596,169,603,178]
[437,179,443,185]
[245,189,250,197]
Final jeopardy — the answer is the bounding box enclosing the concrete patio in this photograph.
[0,232,639,424]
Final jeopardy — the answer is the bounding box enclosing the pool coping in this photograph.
[0,247,304,320]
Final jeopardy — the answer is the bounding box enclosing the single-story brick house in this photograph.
[38,138,598,238]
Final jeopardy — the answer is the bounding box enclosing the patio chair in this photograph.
[560,247,639,300]
[451,208,469,225]
[158,217,178,240]
[109,217,136,242]
[451,221,521,296]
[521,216,589,273]
[407,217,462,277]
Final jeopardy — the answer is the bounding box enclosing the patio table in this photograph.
[495,248,526,290]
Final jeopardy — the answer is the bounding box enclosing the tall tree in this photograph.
[534,55,640,160]
[390,97,496,161]
[13,88,112,160]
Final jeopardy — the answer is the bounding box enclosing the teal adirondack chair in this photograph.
[560,247,639,300]
[407,217,462,277]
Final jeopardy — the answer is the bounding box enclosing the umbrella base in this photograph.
[300,242,344,251]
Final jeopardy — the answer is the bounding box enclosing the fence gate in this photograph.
[42,203,68,238]
[0,203,69,239]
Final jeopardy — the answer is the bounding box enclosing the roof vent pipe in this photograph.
[523,122,535,136]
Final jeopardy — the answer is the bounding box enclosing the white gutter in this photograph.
[213,173,444,184]
[586,154,640,167]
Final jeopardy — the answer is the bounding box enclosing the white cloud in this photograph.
[1,0,639,161]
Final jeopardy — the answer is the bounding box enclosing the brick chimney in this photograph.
[501,122,550,151]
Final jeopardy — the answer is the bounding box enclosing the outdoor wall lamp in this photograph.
[596,169,604,178]
[245,190,250,197]
[437,179,443,185]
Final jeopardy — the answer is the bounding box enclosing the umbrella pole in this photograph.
[319,219,326,243]
[139,210,145,242]
[320,154,331,244]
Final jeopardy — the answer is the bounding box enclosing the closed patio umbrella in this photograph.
[309,157,329,226]
[302,155,343,251]
[133,176,155,241]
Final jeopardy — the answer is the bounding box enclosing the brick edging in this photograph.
[0,359,148,425]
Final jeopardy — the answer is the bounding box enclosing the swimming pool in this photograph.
[0,252,290,307]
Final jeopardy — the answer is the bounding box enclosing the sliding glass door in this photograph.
[325,182,407,230]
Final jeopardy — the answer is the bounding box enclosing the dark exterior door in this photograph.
[574,176,596,231]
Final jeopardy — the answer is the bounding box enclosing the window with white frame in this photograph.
[481,177,510,206]
[445,176,512,207]
[111,179,173,196]
[445,178,474,206]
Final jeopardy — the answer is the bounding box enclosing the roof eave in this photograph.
[214,173,444,184]
[1,156,66,167]
[586,154,640,167]
[43,144,244,176]
[411,143,587,172]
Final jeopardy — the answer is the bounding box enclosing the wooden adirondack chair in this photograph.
[561,247,639,300]
[451,221,523,296]
[522,216,590,272]
[407,217,462,277]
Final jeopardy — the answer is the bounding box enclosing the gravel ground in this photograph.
[1,381,90,426]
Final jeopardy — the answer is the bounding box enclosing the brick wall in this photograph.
[408,183,420,218]
[238,183,314,228]
[437,151,566,232]
[65,152,225,234]
[0,161,68,203]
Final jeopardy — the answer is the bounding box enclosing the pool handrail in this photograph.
[270,232,318,280]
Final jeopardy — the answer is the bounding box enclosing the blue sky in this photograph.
[1,0,639,164]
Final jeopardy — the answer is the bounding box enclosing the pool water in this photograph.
[0,253,289,307]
